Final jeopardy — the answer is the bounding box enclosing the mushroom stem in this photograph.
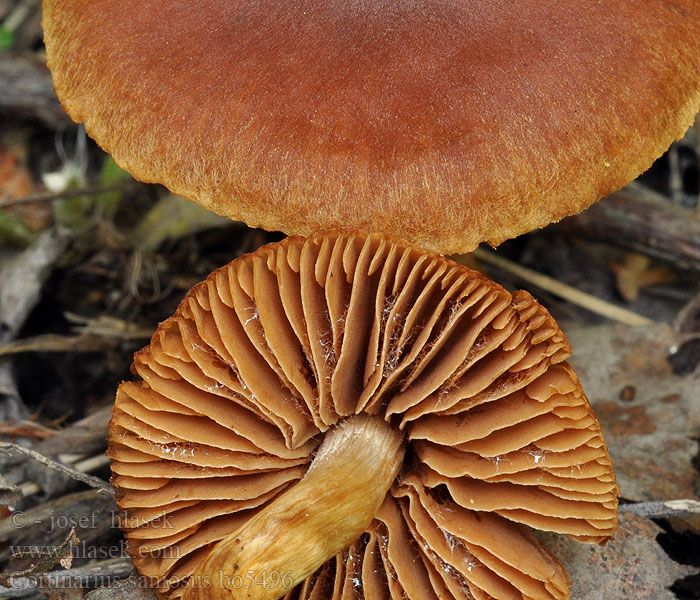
[183,414,405,600]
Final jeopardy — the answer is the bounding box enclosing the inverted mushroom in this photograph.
[42,0,700,253]
[109,231,617,600]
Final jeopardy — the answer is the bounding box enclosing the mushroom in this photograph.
[42,1,700,253]
[109,231,617,600]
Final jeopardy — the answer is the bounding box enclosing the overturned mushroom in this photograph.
[42,1,700,253]
[109,231,617,600]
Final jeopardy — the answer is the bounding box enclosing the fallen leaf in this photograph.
[133,194,231,252]
[610,253,674,302]
[0,211,35,247]
[0,143,51,234]
[93,155,132,220]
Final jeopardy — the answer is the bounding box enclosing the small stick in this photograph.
[0,528,80,589]
[468,247,655,327]
[0,557,136,599]
[0,184,138,209]
[2,0,36,32]
[0,55,69,128]
[557,183,700,272]
[0,443,113,497]
[619,499,700,519]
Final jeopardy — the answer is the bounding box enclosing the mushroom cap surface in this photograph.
[43,0,700,253]
[109,231,617,599]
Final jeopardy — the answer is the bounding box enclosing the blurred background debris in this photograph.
[0,1,698,598]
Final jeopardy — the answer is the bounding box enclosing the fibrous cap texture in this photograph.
[109,231,618,600]
[43,0,700,254]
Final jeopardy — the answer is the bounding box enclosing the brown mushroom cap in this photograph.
[42,1,700,254]
[108,231,617,600]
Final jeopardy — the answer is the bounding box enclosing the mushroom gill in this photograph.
[108,231,617,600]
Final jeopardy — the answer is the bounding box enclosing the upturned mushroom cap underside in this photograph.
[109,232,617,600]
[43,0,700,253]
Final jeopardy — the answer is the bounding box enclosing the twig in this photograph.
[0,528,79,589]
[18,453,112,498]
[0,558,135,598]
[0,443,113,497]
[468,247,655,327]
[557,182,700,272]
[0,315,154,357]
[666,145,685,206]
[0,334,109,357]
[0,55,69,127]
[619,499,700,519]
[2,0,37,33]
[0,183,138,209]
[0,420,55,441]
[674,291,700,333]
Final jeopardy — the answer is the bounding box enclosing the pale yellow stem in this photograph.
[183,414,404,600]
